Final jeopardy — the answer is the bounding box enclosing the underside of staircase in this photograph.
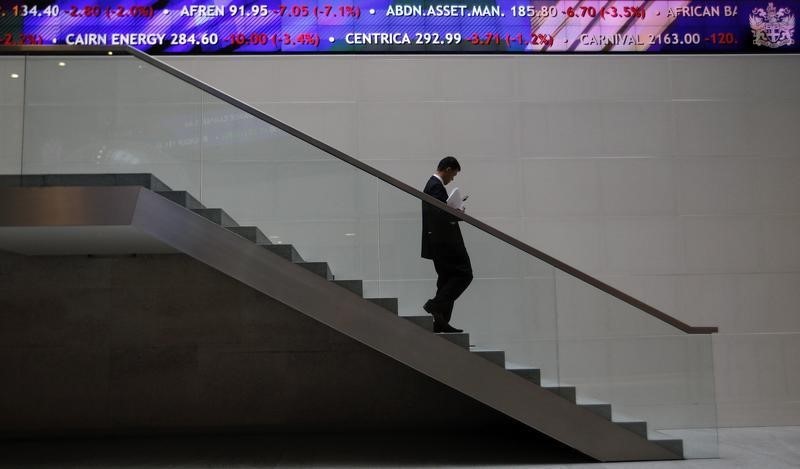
[0,173,685,462]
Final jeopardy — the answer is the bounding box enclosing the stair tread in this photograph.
[297,261,331,268]
[612,417,647,423]
[648,435,683,442]
[0,173,172,191]
[366,297,399,314]
[226,226,270,244]
[401,315,433,331]
[261,245,304,262]
[332,280,363,296]
[471,349,505,366]
[366,297,398,302]
[616,421,648,437]
[191,208,239,227]
[296,262,333,280]
[579,402,612,409]
[646,430,684,456]
[578,403,612,420]
[540,379,574,387]
[435,332,470,348]
[505,364,541,371]
[576,397,609,405]
[156,191,205,210]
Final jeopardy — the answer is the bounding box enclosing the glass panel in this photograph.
[198,94,380,287]
[20,55,203,193]
[556,273,719,458]
[0,57,25,174]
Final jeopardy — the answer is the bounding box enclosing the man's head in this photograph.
[436,156,461,185]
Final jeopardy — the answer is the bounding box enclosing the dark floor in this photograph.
[8,427,798,468]
[0,431,591,468]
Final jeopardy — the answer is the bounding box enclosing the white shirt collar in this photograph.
[432,174,444,185]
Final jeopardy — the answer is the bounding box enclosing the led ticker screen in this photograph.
[0,1,797,53]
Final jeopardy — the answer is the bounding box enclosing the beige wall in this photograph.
[162,54,800,428]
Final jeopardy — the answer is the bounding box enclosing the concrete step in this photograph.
[437,332,470,349]
[191,208,239,227]
[511,372,579,404]
[402,315,433,331]
[227,226,271,245]
[0,173,172,191]
[615,421,648,438]
[333,280,363,296]
[297,262,333,280]
[508,368,541,385]
[543,386,577,403]
[367,298,398,314]
[260,244,303,262]
[650,438,684,458]
[579,403,612,420]
[471,349,505,367]
[157,191,204,210]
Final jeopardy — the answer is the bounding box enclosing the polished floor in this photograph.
[0,426,796,468]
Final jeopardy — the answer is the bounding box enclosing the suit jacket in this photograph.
[421,176,464,260]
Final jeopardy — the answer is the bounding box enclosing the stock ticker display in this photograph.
[0,1,797,53]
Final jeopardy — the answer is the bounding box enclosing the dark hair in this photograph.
[437,156,461,171]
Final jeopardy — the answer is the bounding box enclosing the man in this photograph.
[421,156,473,334]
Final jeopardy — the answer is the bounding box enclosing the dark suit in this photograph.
[421,176,473,323]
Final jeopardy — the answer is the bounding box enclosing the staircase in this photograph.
[0,173,686,461]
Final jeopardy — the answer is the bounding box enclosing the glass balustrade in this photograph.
[555,273,718,458]
[0,56,24,175]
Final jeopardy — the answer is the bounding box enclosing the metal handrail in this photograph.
[1,45,717,334]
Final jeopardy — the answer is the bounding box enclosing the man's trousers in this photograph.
[430,250,473,323]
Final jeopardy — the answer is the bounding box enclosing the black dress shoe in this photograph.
[423,300,436,316]
[434,323,463,334]
[423,300,445,324]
